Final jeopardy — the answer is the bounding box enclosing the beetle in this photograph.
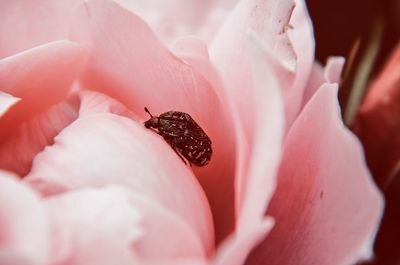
[144,107,212,167]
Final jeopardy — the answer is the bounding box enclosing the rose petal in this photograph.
[45,187,141,265]
[0,0,82,58]
[172,33,285,264]
[112,0,236,44]
[77,90,138,119]
[324,56,345,84]
[172,36,249,243]
[0,171,49,265]
[45,186,210,263]
[245,84,384,265]
[0,41,87,143]
[0,98,79,176]
[235,32,285,231]
[301,61,325,106]
[70,0,236,243]
[25,110,214,256]
[302,56,345,108]
[287,0,315,116]
[214,218,274,265]
[210,0,299,138]
[125,191,207,260]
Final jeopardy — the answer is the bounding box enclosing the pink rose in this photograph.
[0,1,383,265]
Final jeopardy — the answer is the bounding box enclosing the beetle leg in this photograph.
[148,128,162,135]
[172,147,188,166]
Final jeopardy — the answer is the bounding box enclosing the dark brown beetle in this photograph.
[144,107,212,166]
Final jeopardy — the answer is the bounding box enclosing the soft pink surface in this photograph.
[0,99,79,176]
[215,218,274,265]
[210,0,314,136]
[113,0,236,44]
[235,32,284,230]
[25,92,214,257]
[0,41,87,170]
[0,172,211,264]
[45,186,209,264]
[68,0,236,243]
[302,56,345,107]
[0,171,49,265]
[0,0,81,58]
[245,85,383,265]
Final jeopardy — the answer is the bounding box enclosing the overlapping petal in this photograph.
[214,217,274,265]
[25,95,214,257]
[112,0,236,44]
[236,32,285,229]
[0,40,86,143]
[0,98,80,176]
[69,0,236,243]
[0,0,82,58]
[45,186,211,264]
[245,85,383,265]
[210,0,310,138]
[44,187,142,265]
[302,56,345,107]
[0,171,49,265]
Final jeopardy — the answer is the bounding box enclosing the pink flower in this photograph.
[0,1,383,265]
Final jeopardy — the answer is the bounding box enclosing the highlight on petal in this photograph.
[245,85,384,265]
[70,0,236,243]
[235,32,285,231]
[210,0,301,138]
[112,0,236,44]
[25,109,214,257]
[0,92,20,118]
[0,0,83,58]
[0,171,49,265]
[286,0,315,119]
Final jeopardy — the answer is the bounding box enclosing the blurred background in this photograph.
[306,0,399,73]
[305,0,399,264]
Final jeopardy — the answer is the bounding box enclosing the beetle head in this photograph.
[144,107,159,128]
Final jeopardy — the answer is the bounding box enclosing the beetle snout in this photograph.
[144,117,159,129]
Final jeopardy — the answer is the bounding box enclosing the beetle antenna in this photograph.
[144,107,153,118]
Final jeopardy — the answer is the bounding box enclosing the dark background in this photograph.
[306,0,399,74]
[305,0,399,264]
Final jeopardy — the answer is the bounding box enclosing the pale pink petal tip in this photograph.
[0,92,20,117]
[324,56,345,84]
[302,56,345,106]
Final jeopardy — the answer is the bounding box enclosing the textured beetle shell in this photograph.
[149,111,212,166]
